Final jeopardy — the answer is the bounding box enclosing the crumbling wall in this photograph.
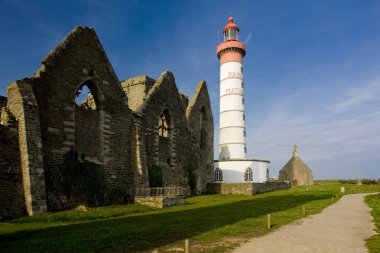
[136,71,193,187]
[121,75,155,111]
[0,125,26,218]
[25,26,134,210]
[186,81,214,193]
[74,105,101,160]
[5,81,47,215]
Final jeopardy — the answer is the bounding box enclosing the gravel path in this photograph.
[231,193,377,253]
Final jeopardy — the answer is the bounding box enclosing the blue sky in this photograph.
[1,0,379,179]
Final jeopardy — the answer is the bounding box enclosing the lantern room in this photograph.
[223,17,240,41]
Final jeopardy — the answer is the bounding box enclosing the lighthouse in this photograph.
[214,17,270,183]
[217,16,247,160]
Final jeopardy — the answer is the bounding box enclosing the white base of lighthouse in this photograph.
[214,159,269,183]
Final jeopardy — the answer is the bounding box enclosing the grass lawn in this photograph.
[1,182,379,252]
[366,193,380,253]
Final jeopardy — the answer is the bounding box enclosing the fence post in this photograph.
[185,239,190,253]
[302,206,305,215]
[267,214,271,229]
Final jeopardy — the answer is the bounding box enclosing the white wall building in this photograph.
[214,17,269,183]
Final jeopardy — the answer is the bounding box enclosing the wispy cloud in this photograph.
[330,79,380,113]
[242,45,380,178]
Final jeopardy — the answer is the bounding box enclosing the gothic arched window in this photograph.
[158,109,171,164]
[215,168,223,182]
[74,80,101,159]
[245,167,253,181]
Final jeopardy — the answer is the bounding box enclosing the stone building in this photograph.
[278,145,314,186]
[0,26,213,218]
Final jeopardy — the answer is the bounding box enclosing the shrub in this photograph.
[339,179,380,185]
[186,164,198,195]
[148,165,163,187]
[361,179,378,185]
[107,178,128,204]
[59,148,107,206]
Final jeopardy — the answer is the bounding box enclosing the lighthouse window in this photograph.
[215,168,223,182]
[244,146,247,153]
[243,114,245,120]
[242,98,244,104]
[241,82,244,88]
[245,167,253,181]
[243,130,246,137]
[241,66,243,73]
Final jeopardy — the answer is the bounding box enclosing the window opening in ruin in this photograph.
[74,80,100,160]
[266,168,270,181]
[200,107,207,150]
[75,84,97,110]
[159,112,169,137]
[245,167,253,181]
[158,109,171,164]
[215,168,223,182]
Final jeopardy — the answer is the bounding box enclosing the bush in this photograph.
[186,164,198,195]
[107,178,128,204]
[59,148,107,206]
[339,179,380,185]
[339,179,358,184]
[148,165,163,187]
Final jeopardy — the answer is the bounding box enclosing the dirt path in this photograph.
[231,193,377,253]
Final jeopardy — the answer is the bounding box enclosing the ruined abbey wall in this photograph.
[0,26,214,217]
[186,81,214,192]
[0,124,26,218]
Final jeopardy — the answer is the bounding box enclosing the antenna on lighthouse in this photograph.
[244,32,252,45]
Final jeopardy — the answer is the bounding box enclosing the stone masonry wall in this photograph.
[74,105,101,161]
[207,182,290,195]
[25,26,133,210]
[121,75,155,112]
[136,71,194,187]
[186,81,214,193]
[1,25,215,217]
[0,125,26,218]
[6,81,47,215]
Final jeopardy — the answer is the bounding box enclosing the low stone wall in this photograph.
[134,196,186,208]
[252,182,289,194]
[207,182,289,195]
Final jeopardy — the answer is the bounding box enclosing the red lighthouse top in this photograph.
[223,17,240,33]
[217,16,246,61]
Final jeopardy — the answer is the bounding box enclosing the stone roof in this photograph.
[279,144,313,175]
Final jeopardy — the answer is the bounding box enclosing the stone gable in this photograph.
[0,26,214,217]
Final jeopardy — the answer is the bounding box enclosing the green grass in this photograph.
[366,193,380,253]
[1,182,379,253]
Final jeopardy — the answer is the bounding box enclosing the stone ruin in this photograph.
[0,26,214,218]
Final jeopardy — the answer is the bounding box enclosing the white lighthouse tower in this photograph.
[214,17,270,183]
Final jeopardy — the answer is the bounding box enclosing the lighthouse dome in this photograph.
[223,17,240,32]
[223,17,240,41]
